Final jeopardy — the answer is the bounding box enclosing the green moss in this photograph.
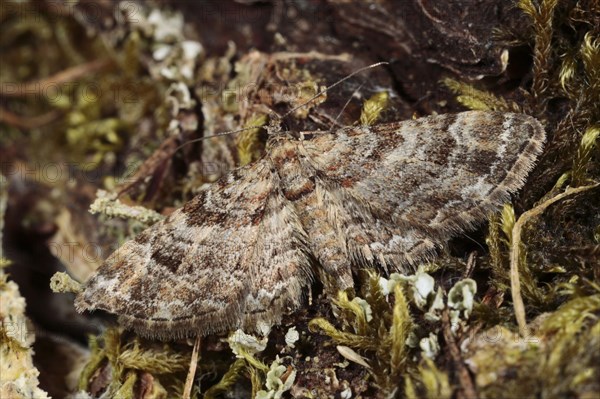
[118,342,189,374]
[389,284,411,377]
[237,114,268,166]
[112,372,137,399]
[359,92,390,125]
[518,0,559,115]
[465,293,600,398]
[309,272,415,396]
[572,126,600,186]
[203,359,246,399]
[442,78,516,112]
[486,213,510,293]
[405,359,452,399]
[78,328,192,397]
[78,334,106,392]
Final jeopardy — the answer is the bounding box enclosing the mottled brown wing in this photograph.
[75,159,313,339]
[299,111,545,271]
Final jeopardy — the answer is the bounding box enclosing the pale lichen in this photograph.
[49,271,82,294]
[284,327,299,348]
[255,357,296,399]
[89,189,163,225]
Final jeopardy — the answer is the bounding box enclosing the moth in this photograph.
[75,110,545,339]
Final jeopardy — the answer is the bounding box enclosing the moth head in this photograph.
[265,111,284,135]
[172,62,389,152]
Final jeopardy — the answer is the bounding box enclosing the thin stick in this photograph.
[0,59,111,97]
[270,51,351,62]
[183,336,201,399]
[0,107,61,129]
[463,251,477,279]
[510,183,599,336]
[441,308,477,399]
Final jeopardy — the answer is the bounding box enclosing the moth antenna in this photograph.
[334,81,367,125]
[279,61,389,121]
[174,62,388,153]
[172,125,266,153]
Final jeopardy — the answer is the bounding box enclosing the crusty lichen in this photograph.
[1,176,50,399]
[89,190,164,226]
[49,271,83,294]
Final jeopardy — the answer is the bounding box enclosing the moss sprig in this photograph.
[442,78,516,112]
[309,272,415,396]
[203,358,246,399]
[404,359,452,399]
[359,91,389,125]
[78,328,193,397]
[237,114,268,166]
[518,0,559,114]
[571,126,600,186]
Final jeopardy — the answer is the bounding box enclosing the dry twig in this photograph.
[510,183,599,336]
